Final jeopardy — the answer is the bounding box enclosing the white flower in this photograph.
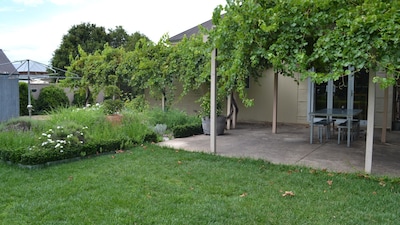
[80,141,84,144]
[67,134,73,138]
[42,133,47,136]
[60,145,64,149]
[55,143,61,148]
[47,134,51,138]
[60,149,64,153]
[80,132,84,136]
[41,142,48,146]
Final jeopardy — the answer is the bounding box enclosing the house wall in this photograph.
[29,83,104,104]
[145,69,393,128]
[233,68,306,124]
[0,76,20,122]
[145,83,206,114]
[374,72,393,129]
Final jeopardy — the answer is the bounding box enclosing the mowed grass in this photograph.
[1,144,399,225]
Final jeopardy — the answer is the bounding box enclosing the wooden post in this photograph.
[210,48,217,154]
[232,96,237,129]
[272,72,278,134]
[381,87,388,143]
[226,93,232,130]
[365,70,375,174]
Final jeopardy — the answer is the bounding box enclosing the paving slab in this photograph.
[158,123,400,177]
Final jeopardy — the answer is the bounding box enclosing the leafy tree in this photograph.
[108,26,149,51]
[125,32,150,51]
[108,26,130,48]
[174,34,211,96]
[51,23,109,75]
[127,35,177,111]
[62,46,103,105]
[212,0,400,88]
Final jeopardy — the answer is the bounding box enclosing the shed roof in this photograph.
[0,49,19,75]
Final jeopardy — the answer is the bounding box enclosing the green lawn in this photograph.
[1,144,399,224]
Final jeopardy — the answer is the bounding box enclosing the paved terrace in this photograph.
[159,123,400,177]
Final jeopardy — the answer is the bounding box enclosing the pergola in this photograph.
[208,53,382,174]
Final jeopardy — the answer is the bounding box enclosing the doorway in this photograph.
[313,69,369,121]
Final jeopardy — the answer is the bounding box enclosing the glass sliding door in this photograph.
[310,70,368,121]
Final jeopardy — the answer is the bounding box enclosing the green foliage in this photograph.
[197,92,223,117]
[212,0,400,87]
[172,123,203,138]
[72,90,93,107]
[174,34,211,96]
[1,146,400,224]
[211,2,272,106]
[127,35,177,111]
[124,94,150,113]
[36,85,69,113]
[18,82,34,116]
[0,106,158,165]
[51,23,109,75]
[102,99,124,114]
[146,108,200,131]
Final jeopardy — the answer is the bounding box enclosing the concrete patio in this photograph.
[159,123,400,177]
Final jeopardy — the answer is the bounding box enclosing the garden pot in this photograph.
[106,114,123,126]
[201,116,226,135]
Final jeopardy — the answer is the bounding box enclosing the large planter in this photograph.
[106,114,123,126]
[201,116,226,135]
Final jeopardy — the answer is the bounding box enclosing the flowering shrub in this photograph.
[73,103,102,112]
[35,124,88,153]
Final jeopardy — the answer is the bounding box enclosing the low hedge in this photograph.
[172,123,203,138]
[0,133,158,166]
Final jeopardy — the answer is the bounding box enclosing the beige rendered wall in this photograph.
[144,70,393,127]
[234,68,306,124]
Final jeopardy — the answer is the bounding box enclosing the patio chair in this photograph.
[313,118,335,143]
[337,120,360,144]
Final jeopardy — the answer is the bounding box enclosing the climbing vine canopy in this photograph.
[212,0,400,89]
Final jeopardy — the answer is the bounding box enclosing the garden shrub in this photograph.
[36,85,69,113]
[0,107,176,166]
[72,91,94,107]
[0,147,26,163]
[142,132,158,143]
[172,123,203,138]
[102,99,124,114]
[124,94,149,112]
[19,82,35,116]
[147,108,200,130]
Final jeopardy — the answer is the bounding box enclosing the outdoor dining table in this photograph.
[309,108,363,147]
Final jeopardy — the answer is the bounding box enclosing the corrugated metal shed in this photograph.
[0,49,20,122]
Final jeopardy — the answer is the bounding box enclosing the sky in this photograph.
[0,0,226,64]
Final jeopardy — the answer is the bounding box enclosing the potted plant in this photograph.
[198,93,226,135]
[103,83,124,125]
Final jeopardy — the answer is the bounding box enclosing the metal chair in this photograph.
[313,119,334,143]
[337,120,360,144]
